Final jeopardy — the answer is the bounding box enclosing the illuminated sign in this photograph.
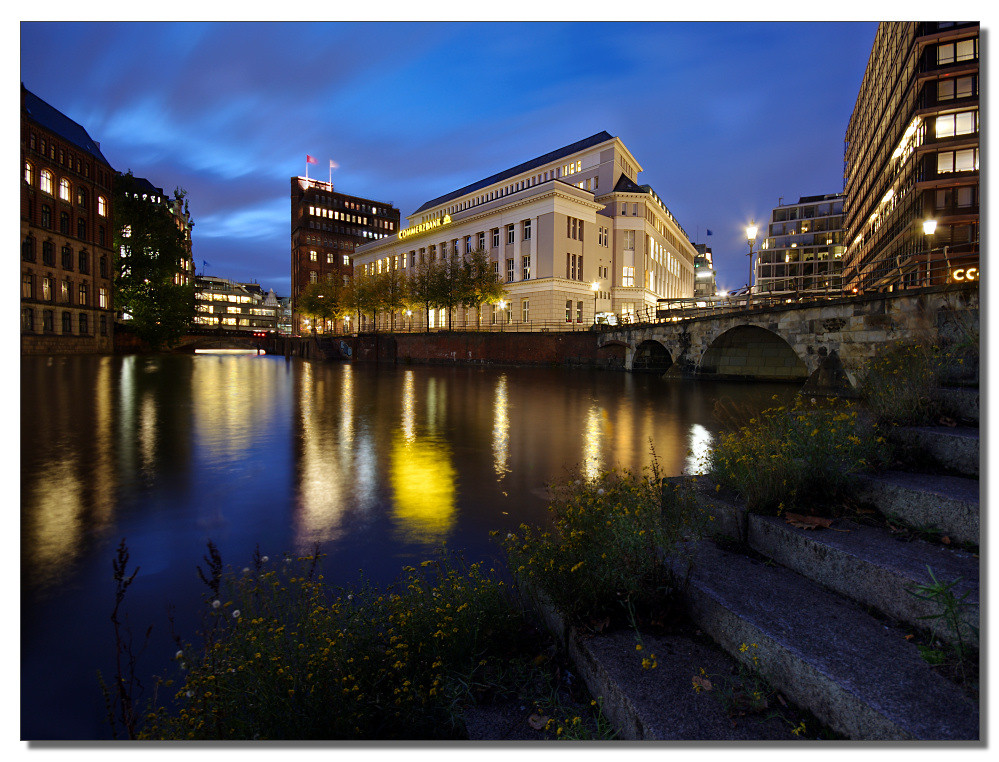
[397,214,452,241]
[952,267,979,282]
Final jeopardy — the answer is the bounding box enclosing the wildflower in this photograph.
[261,556,269,563]
[242,567,250,574]
[232,609,241,618]
[739,643,749,652]
[174,650,183,660]
[212,600,221,609]
[635,644,643,651]
[186,691,193,698]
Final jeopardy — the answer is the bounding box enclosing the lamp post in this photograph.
[745,221,758,308]
[591,281,600,326]
[922,218,937,286]
[405,309,412,332]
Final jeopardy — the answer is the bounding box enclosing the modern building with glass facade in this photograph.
[693,243,718,298]
[352,131,697,330]
[193,275,279,332]
[290,177,400,334]
[756,193,846,296]
[843,21,979,292]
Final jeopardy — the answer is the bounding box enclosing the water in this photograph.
[20,354,796,739]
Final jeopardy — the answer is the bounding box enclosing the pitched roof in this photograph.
[413,131,615,214]
[21,84,112,167]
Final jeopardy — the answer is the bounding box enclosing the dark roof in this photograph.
[129,176,165,196]
[413,131,615,214]
[612,173,646,194]
[22,85,112,167]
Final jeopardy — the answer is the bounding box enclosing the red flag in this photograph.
[306,155,318,164]
[330,159,339,169]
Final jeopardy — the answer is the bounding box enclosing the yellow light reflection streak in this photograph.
[492,374,509,480]
[685,423,714,475]
[389,431,456,545]
[583,404,603,480]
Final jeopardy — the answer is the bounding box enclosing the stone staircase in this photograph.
[679,386,980,740]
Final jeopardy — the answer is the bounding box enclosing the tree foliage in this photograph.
[298,277,348,334]
[113,172,195,349]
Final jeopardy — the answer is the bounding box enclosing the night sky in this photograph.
[21,20,879,297]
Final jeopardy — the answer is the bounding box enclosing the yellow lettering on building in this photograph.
[397,214,452,241]
[952,267,979,282]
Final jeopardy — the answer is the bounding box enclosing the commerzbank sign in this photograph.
[397,214,452,241]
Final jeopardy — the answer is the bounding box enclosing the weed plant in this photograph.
[706,396,887,515]
[859,342,950,425]
[500,456,706,625]
[139,546,538,740]
[907,566,979,687]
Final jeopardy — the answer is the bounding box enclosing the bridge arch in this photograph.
[632,339,673,373]
[697,325,807,381]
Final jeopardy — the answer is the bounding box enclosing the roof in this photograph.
[413,131,615,214]
[22,85,112,167]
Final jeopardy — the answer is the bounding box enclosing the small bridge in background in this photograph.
[598,284,978,393]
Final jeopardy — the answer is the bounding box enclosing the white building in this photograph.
[352,131,697,329]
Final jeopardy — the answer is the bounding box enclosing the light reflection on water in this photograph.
[21,355,797,739]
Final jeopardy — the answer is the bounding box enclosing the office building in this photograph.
[757,194,846,296]
[21,85,116,353]
[352,131,697,330]
[843,22,979,292]
[193,275,279,332]
[290,177,400,334]
[693,244,717,298]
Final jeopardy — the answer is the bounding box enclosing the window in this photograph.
[24,162,33,185]
[99,256,108,278]
[507,259,515,282]
[62,280,71,303]
[79,312,89,334]
[77,217,86,239]
[41,204,52,229]
[40,170,53,195]
[59,178,71,201]
[576,301,583,323]
[60,211,70,234]
[623,230,635,249]
[937,148,978,173]
[521,298,529,323]
[62,245,73,270]
[97,196,107,217]
[42,242,54,267]
[22,272,33,299]
[478,232,486,249]
[99,287,108,308]
[492,228,500,248]
[43,310,54,333]
[507,224,515,244]
[77,188,87,208]
[937,38,977,65]
[62,311,72,333]
[78,283,88,305]
[523,219,532,240]
[100,314,108,335]
[23,236,36,262]
[309,271,318,283]
[309,250,317,262]
[935,110,977,138]
[622,266,635,287]
[98,226,105,246]
[22,308,34,332]
[522,255,530,280]
[566,300,573,322]
[344,254,351,266]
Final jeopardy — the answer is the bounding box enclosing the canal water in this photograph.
[21,354,796,740]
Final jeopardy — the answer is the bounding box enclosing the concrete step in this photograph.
[933,386,979,425]
[892,425,979,478]
[747,514,979,649]
[679,541,979,740]
[852,471,979,546]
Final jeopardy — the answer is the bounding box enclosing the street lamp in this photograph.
[591,281,599,325]
[745,221,758,308]
[405,309,412,332]
[922,218,937,286]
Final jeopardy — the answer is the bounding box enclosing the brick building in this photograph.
[290,177,400,334]
[21,84,116,353]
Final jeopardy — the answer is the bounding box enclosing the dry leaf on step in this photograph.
[785,513,833,530]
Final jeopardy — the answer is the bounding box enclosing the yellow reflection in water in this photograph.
[583,404,604,480]
[492,374,509,480]
[389,431,456,545]
[685,423,714,475]
[25,451,84,574]
[192,356,277,462]
[402,370,415,442]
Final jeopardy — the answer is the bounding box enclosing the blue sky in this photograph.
[21,20,879,296]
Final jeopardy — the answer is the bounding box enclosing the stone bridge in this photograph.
[597,285,978,393]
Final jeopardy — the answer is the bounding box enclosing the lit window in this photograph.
[97,196,107,216]
[623,266,635,287]
[24,162,33,185]
[566,300,573,322]
[522,255,530,280]
[521,298,529,323]
[507,259,515,282]
[309,250,317,262]
[40,170,53,195]
[59,178,71,201]
[343,254,350,266]
[99,287,108,308]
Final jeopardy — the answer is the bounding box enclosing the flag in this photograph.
[330,159,339,169]
[306,155,318,164]
[203,260,210,268]
[706,229,713,236]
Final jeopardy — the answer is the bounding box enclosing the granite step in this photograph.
[747,513,979,649]
[852,471,979,546]
[933,386,979,425]
[891,425,979,478]
[679,541,979,740]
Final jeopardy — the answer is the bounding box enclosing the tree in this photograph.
[380,263,410,331]
[462,248,505,329]
[409,255,441,333]
[298,277,347,334]
[113,172,195,349]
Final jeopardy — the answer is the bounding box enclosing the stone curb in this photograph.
[677,541,980,740]
[747,513,979,649]
[852,471,980,546]
[891,426,980,478]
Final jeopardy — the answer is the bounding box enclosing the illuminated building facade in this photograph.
[119,175,195,288]
[843,22,979,292]
[693,244,717,298]
[193,275,279,332]
[352,131,697,329]
[21,85,116,353]
[290,177,400,334]
[757,194,846,296]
